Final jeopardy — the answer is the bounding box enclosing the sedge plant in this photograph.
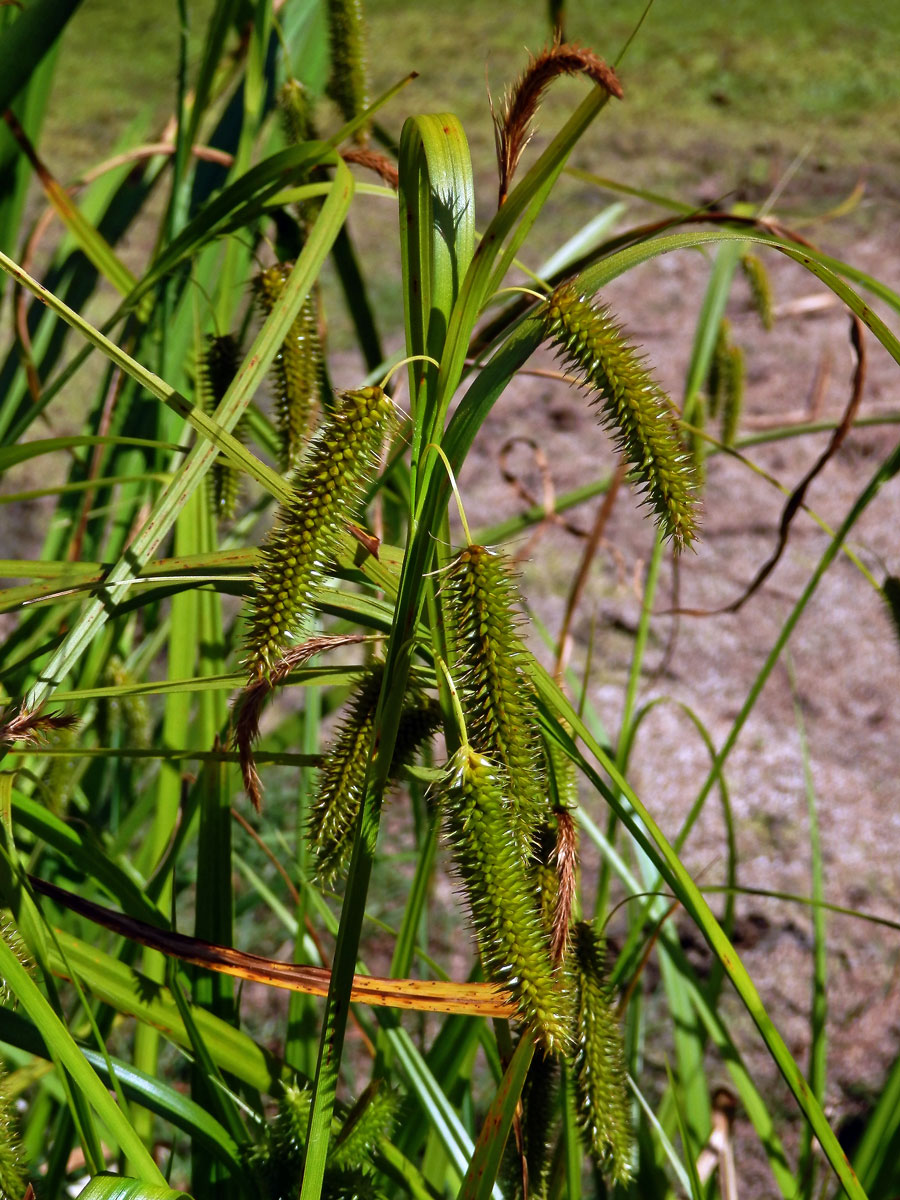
[1,2,900,1199]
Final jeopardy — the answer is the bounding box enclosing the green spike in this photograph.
[441,746,571,1052]
[569,921,633,1183]
[254,264,321,471]
[244,386,393,679]
[308,664,439,880]
[445,544,548,849]
[544,283,699,550]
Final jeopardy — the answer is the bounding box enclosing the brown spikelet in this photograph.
[0,708,78,746]
[550,808,577,963]
[234,634,370,810]
[340,147,399,190]
[495,43,623,206]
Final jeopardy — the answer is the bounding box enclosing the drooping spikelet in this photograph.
[243,386,393,680]
[441,746,571,1052]
[740,251,774,331]
[0,1066,27,1200]
[570,921,633,1183]
[721,342,745,449]
[707,318,731,421]
[328,1081,400,1174]
[254,264,321,472]
[533,805,578,964]
[494,43,622,206]
[308,665,440,881]
[687,395,707,490]
[444,545,548,849]
[279,78,316,146]
[325,0,369,139]
[0,912,35,1008]
[544,283,698,549]
[103,654,152,750]
[199,333,244,520]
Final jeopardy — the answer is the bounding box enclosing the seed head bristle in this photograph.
[279,78,316,146]
[741,251,774,331]
[309,665,440,880]
[445,544,549,848]
[243,386,393,681]
[325,0,369,140]
[0,1065,27,1200]
[441,747,571,1052]
[254,264,321,472]
[234,634,370,810]
[0,708,78,746]
[495,43,622,206]
[199,333,244,520]
[544,283,699,550]
[570,921,633,1182]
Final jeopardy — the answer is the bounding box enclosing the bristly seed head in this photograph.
[243,386,393,681]
[570,921,633,1183]
[200,333,244,520]
[254,264,321,472]
[441,746,571,1053]
[544,282,699,551]
[444,544,549,849]
[308,664,440,880]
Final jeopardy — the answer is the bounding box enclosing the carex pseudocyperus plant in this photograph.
[1,1,898,1198]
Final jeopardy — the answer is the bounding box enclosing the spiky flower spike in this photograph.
[721,342,745,449]
[199,333,244,520]
[0,1067,27,1200]
[445,545,548,849]
[244,386,393,680]
[544,283,699,550]
[259,1081,396,1200]
[741,251,774,331]
[495,43,622,206]
[570,921,633,1183]
[254,264,321,472]
[308,664,440,880]
[325,0,369,140]
[504,1046,560,1200]
[442,746,571,1052]
[279,78,316,146]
